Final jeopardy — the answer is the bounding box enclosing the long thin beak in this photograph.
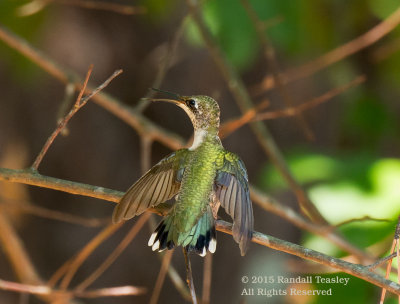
[148,98,185,106]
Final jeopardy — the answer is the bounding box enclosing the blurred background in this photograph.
[0,0,400,303]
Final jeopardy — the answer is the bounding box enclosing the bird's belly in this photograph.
[173,156,217,233]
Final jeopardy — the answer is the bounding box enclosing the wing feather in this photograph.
[214,152,253,256]
[113,149,190,223]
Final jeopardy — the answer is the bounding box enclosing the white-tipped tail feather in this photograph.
[147,206,217,257]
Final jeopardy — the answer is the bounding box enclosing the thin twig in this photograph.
[166,264,192,301]
[380,217,400,304]
[0,278,146,298]
[183,249,197,304]
[51,0,146,15]
[367,253,398,271]
[255,75,366,121]
[56,82,76,136]
[74,213,151,291]
[202,254,212,304]
[335,215,391,228]
[240,0,314,140]
[0,213,41,284]
[73,285,146,298]
[31,65,94,171]
[0,199,109,227]
[220,75,365,138]
[58,223,123,290]
[253,5,400,95]
[149,250,174,304]
[380,240,397,304]
[0,212,75,303]
[219,99,270,139]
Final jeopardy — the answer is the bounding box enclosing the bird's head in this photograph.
[150,89,220,132]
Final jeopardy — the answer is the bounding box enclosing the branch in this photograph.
[250,186,371,261]
[216,221,400,296]
[219,75,365,138]
[1,168,398,295]
[0,167,369,259]
[1,199,109,227]
[183,248,198,304]
[0,168,123,202]
[150,250,174,304]
[31,67,123,170]
[74,213,151,292]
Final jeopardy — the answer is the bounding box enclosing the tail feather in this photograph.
[148,206,216,257]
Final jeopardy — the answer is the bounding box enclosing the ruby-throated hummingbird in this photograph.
[112,91,253,256]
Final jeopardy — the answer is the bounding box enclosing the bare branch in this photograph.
[58,223,122,290]
[367,253,398,271]
[74,213,151,292]
[183,248,198,304]
[217,220,400,296]
[220,75,365,138]
[255,75,365,121]
[1,167,399,295]
[335,215,391,228]
[1,199,109,227]
[31,65,94,170]
[150,250,175,304]
[250,186,371,261]
[202,254,212,304]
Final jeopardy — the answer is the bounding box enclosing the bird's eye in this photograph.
[187,99,197,109]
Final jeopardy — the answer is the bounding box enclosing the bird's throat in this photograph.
[189,128,207,151]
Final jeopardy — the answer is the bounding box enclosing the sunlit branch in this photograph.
[0,167,399,295]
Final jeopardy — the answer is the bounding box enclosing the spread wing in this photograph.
[112,149,190,223]
[214,151,253,256]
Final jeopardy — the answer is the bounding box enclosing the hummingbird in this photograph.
[112,90,253,256]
